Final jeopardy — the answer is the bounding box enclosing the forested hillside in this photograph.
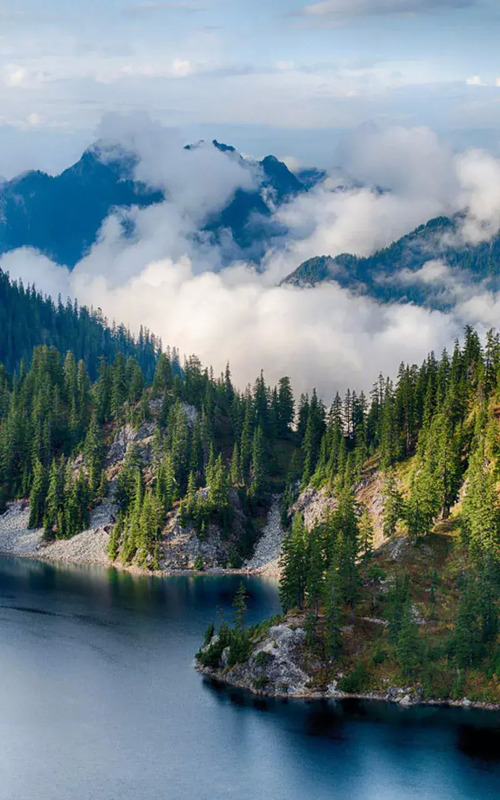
[1,260,499,702]
[0,269,161,378]
[198,326,500,705]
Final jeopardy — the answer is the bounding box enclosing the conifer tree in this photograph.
[230,442,242,486]
[249,425,266,503]
[279,513,308,611]
[28,459,47,529]
[396,599,420,677]
[359,507,374,564]
[44,458,64,538]
[382,470,403,538]
[462,441,500,563]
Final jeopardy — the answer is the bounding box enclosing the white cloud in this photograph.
[466,75,484,86]
[395,259,451,285]
[3,117,500,400]
[2,65,28,88]
[0,246,458,398]
[26,112,42,126]
[300,0,475,18]
[456,148,500,243]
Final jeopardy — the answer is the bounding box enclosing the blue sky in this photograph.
[1,0,500,175]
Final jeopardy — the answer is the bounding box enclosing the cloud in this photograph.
[1,65,28,88]
[299,0,475,18]
[0,247,458,398]
[466,75,484,86]
[395,259,451,285]
[3,116,500,401]
[124,1,209,14]
[456,149,500,243]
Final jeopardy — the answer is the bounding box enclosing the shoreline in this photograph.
[0,546,278,579]
[196,664,500,712]
[0,499,281,579]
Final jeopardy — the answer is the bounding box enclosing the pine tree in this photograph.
[248,426,266,503]
[462,441,500,563]
[359,507,374,564]
[44,458,64,538]
[279,513,308,611]
[396,599,420,677]
[230,442,242,486]
[233,582,248,631]
[277,376,294,436]
[306,528,324,617]
[382,470,403,538]
[451,575,483,668]
[28,459,47,529]
[323,556,344,656]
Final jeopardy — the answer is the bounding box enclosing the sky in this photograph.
[1,0,500,176]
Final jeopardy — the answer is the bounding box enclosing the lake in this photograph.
[0,557,499,800]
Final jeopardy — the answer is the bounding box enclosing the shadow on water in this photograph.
[203,677,500,767]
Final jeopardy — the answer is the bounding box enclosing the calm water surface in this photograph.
[0,557,499,800]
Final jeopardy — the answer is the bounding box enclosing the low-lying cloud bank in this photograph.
[3,116,500,399]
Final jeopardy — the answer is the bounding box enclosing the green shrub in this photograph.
[203,621,215,648]
[338,662,370,693]
[193,554,204,571]
[253,676,270,691]
[227,630,251,667]
[197,622,232,668]
[254,651,274,668]
[371,645,386,666]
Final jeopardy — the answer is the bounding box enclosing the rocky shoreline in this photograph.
[196,621,500,712]
[198,666,500,712]
[0,498,282,578]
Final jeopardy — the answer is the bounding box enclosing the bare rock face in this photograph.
[247,624,311,695]
[290,487,337,530]
[160,488,247,570]
[107,422,155,467]
[356,467,386,548]
[161,520,228,570]
[289,467,389,548]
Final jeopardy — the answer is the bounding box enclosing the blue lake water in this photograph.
[0,557,498,800]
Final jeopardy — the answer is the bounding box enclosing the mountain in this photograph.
[0,140,309,268]
[0,148,163,268]
[282,215,500,308]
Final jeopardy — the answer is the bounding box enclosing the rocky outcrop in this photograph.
[356,466,387,548]
[290,466,389,548]
[290,487,337,530]
[198,622,313,697]
[107,422,155,468]
[160,488,247,570]
[197,619,500,710]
